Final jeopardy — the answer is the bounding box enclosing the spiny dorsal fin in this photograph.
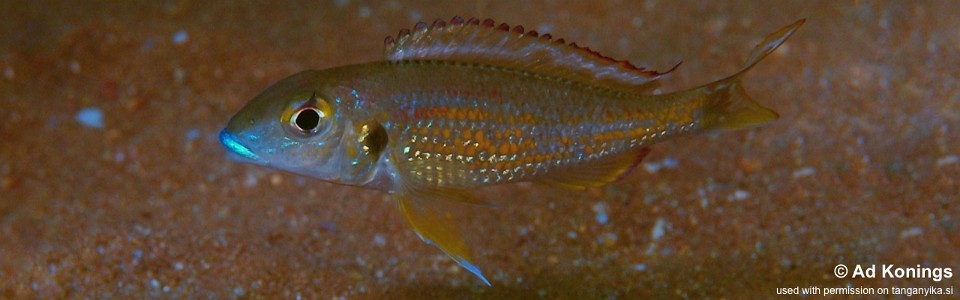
[383,16,678,93]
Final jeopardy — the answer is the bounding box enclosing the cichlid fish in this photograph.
[219,17,804,285]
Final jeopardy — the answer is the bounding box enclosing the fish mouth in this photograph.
[219,129,263,164]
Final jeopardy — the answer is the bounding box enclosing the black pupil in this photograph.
[295,108,321,132]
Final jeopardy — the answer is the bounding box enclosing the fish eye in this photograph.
[283,92,334,137]
[291,106,325,134]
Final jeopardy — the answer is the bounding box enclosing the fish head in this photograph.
[220,70,357,184]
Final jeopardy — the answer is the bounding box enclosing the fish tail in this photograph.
[701,19,804,130]
[701,80,779,130]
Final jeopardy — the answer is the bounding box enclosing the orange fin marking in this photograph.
[384,16,676,93]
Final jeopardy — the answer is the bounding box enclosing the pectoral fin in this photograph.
[395,188,492,286]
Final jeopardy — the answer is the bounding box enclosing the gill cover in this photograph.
[342,120,389,182]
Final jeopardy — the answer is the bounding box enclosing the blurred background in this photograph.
[1,0,957,298]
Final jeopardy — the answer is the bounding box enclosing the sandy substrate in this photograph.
[1,1,957,298]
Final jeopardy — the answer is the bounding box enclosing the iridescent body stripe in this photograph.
[336,61,702,188]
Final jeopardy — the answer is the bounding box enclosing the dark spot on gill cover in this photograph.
[361,121,388,158]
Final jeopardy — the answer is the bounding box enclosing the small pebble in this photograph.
[270,174,283,186]
[373,234,386,246]
[447,265,460,274]
[591,202,609,225]
[358,6,371,18]
[547,255,559,264]
[517,226,528,236]
[244,173,258,187]
[775,44,790,56]
[936,155,958,166]
[792,167,816,178]
[3,66,13,80]
[75,107,104,129]
[737,157,763,173]
[643,162,661,174]
[651,218,665,241]
[729,189,750,201]
[900,227,923,238]
[408,10,421,21]
[706,16,729,34]
[644,158,679,174]
[172,30,189,45]
[661,157,679,168]
[173,68,185,84]
[185,128,200,141]
[598,232,618,247]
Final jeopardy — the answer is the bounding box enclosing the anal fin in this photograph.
[395,187,492,286]
[535,147,652,190]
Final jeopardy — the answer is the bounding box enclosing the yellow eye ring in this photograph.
[283,92,334,137]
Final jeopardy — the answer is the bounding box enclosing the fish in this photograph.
[219,16,804,285]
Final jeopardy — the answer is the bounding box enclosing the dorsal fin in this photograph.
[383,16,678,93]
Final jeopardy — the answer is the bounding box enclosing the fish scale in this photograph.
[381,62,663,186]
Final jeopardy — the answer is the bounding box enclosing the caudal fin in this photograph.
[702,19,804,130]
